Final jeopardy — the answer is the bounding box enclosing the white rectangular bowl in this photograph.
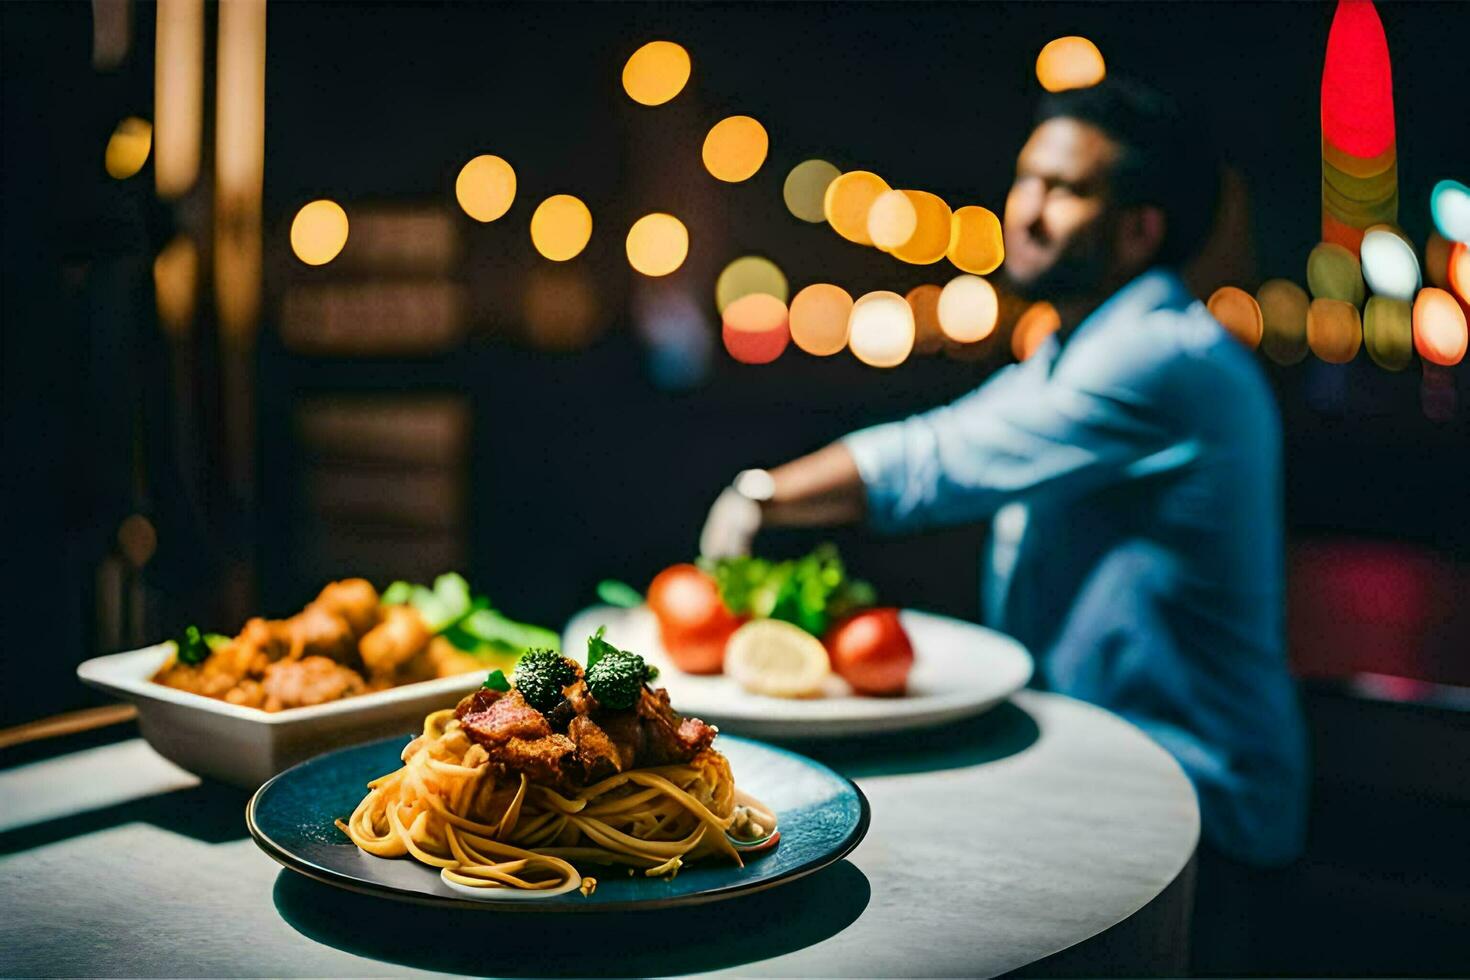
[77,644,485,788]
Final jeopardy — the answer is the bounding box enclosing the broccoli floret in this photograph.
[174,625,212,666]
[513,648,580,712]
[585,637,658,711]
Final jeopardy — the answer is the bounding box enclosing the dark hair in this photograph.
[1036,76,1221,267]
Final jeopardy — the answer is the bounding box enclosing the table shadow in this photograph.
[272,858,871,977]
[0,778,250,855]
[773,700,1041,778]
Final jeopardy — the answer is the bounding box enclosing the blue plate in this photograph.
[247,733,869,912]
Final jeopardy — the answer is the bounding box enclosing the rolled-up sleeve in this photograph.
[842,344,1194,533]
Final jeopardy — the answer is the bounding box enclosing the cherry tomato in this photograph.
[647,564,742,674]
[824,608,914,696]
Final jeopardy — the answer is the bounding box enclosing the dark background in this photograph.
[3,3,1468,973]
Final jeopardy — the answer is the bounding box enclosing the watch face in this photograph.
[734,468,777,502]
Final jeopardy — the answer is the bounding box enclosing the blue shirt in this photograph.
[843,268,1308,867]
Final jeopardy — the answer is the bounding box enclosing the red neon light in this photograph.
[1321,0,1396,159]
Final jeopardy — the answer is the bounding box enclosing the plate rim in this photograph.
[246,732,871,913]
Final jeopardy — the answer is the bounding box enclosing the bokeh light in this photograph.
[117,514,158,568]
[722,293,790,365]
[1207,285,1263,349]
[1412,287,1468,366]
[1320,0,1395,160]
[891,191,953,265]
[702,115,768,183]
[290,199,349,266]
[948,205,1005,275]
[1362,295,1413,371]
[1036,36,1106,93]
[105,116,152,179]
[1258,279,1310,365]
[1306,297,1363,364]
[530,194,593,261]
[1430,179,1470,243]
[1012,301,1061,361]
[1359,225,1420,301]
[824,170,890,246]
[455,154,516,223]
[1306,241,1365,305]
[626,212,689,277]
[622,41,691,106]
[783,159,841,223]
[848,291,915,368]
[790,283,854,356]
[937,275,999,343]
[715,255,788,313]
[1449,242,1470,306]
[153,234,198,339]
[867,190,918,251]
[905,284,945,354]
[523,265,603,351]
[1424,231,1451,288]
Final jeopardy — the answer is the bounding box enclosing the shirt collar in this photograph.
[1035,267,1194,369]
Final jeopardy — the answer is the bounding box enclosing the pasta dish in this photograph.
[336,630,778,897]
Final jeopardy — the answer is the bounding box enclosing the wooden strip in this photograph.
[0,703,138,750]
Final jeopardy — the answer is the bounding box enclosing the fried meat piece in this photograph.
[497,734,577,786]
[635,687,718,765]
[359,605,431,679]
[456,689,554,745]
[312,578,381,638]
[568,715,623,781]
[260,656,367,711]
[282,603,357,663]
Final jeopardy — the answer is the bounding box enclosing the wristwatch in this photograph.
[732,468,776,504]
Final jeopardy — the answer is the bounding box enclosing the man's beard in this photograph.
[1002,221,1116,304]
[1006,247,1111,304]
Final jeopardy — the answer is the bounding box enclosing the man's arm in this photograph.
[697,443,864,558]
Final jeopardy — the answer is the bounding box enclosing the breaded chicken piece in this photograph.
[261,656,367,711]
[311,578,381,639]
[359,604,432,680]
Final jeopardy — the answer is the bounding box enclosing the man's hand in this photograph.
[699,485,763,559]
[698,446,868,558]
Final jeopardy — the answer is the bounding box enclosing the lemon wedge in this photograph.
[724,620,830,698]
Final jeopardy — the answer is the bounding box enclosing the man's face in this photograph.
[1002,117,1123,300]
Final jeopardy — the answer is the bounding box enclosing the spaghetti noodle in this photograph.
[337,707,777,898]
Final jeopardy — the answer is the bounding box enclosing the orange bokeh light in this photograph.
[905,284,944,354]
[1412,287,1467,366]
[702,115,768,183]
[625,213,689,276]
[1306,297,1363,364]
[891,191,952,265]
[1012,302,1060,361]
[1036,36,1106,93]
[622,41,691,106]
[1207,285,1263,349]
[823,171,890,246]
[948,205,1005,275]
[789,283,854,356]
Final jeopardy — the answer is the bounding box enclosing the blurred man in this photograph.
[700,78,1307,868]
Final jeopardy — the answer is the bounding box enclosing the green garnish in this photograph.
[701,544,874,637]
[513,649,580,712]
[596,579,644,609]
[482,669,511,692]
[380,572,558,661]
[173,625,212,666]
[585,631,658,710]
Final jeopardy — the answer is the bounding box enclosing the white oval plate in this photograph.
[563,606,1033,739]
